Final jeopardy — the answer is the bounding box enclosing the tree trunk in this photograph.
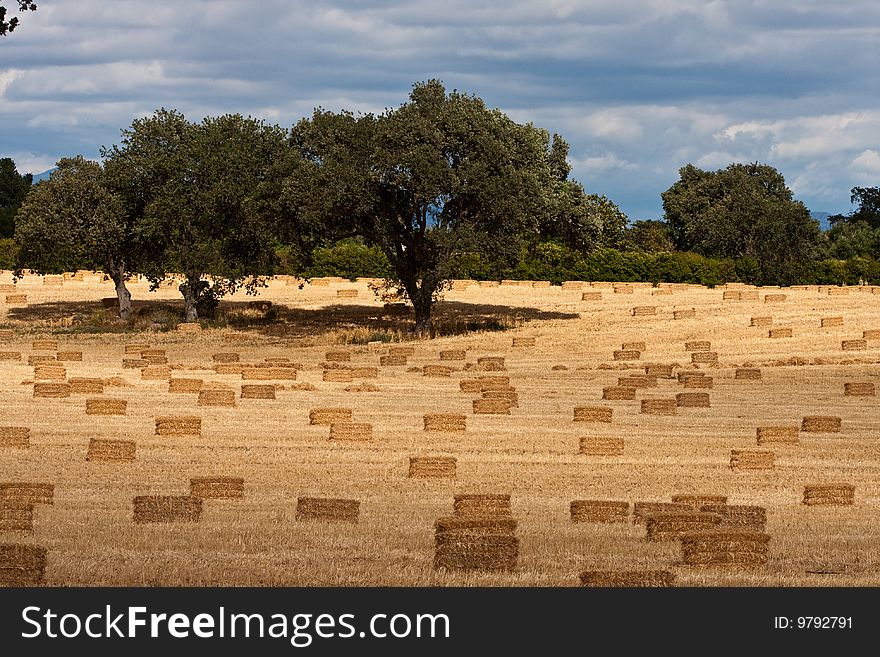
[106,259,132,322]
[412,294,433,337]
[179,276,200,322]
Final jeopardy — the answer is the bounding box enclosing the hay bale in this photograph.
[350,366,378,379]
[329,422,372,441]
[673,309,696,319]
[424,413,466,432]
[676,392,710,408]
[764,294,787,303]
[700,504,766,531]
[241,384,276,399]
[42,275,63,286]
[459,379,482,393]
[578,436,624,456]
[85,398,127,415]
[473,399,511,415]
[0,544,47,585]
[750,316,773,327]
[801,416,841,433]
[730,449,775,471]
[512,336,536,347]
[581,292,602,301]
[56,351,82,362]
[67,378,104,396]
[322,369,353,382]
[0,351,21,361]
[295,497,359,522]
[309,407,353,425]
[133,495,202,523]
[654,289,674,296]
[570,500,629,523]
[422,364,453,377]
[325,350,351,362]
[476,375,511,391]
[734,368,762,380]
[739,290,759,300]
[844,382,875,397]
[862,329,880,340]
[198,389,236,407]
[241,366,297,380]
[32,339,58,351]
[618,374,657,388]
[722,291,741,300]
[756,426,799,445]
[86,438,136,462]
[683,376,713,389]
[671,494,728,509]
[562,281,586,290]
[632,306,656,316]
[0,502,33,531]
[176,322,201,333]
[644,364,675,378]
[476,356,505,371]
[212,352,240,363]
[827,287,848,296]
[453,493,511,518]
[802,483,855,506]
[768,328,793,338]
[0,427,29,449]
[578,570,674,587]
[603,386,637,400]
[33,382,70,398]
[573,406,613,423]
[336,289,358,298]
[380,354,408,366]
[190,477,245,499]
[0,286,15,295]
[168,378,203,393]
[690,351,718,364]
[841,339,867,351]
[27,354,56,366]
[5,294,27,305]
[433,518,519,571]
[389,345,415,357]
[124,343,150,355]
[640,399,677,415]
[213,363,244,374]
[633,502,692,524]
[408,456,457,479]
[685,340,711,351]
[123,358,147,369]
[645,511,722,541]
[155,416,201,436]
[680,530,770,565]
[33,365,66,381]
[621,341,646,351]
[612,349,641,361]
[821,317,844,328]
[141,365,172,380]
[482,390,518,407]
[613,285,634,294]
[0,483,53,505]
[677,371,705,383]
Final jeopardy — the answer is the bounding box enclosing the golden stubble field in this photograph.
[1,273,880,586]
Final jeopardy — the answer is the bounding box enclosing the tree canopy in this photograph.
[0,157,33,237]
[0,1,36,36]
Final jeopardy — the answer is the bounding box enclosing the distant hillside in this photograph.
[31,168,56,183]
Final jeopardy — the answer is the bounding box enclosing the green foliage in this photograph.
[305,240,392,280]
[622,219,675,253]
[821,221,879,259]
[0,237,17,269]
[0,158,33,237]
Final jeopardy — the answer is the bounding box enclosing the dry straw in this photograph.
[671,494,728,509]
[329,422,373,441]
[453,493,511,518]
[640,399,677,415]
[33,382,70,398]
[482,390,518,407]
[5,294,27,305]
[0,351,21,361]
[323,369,353,382]
[242,366,297,380]
[155,416,201,436]
[0,286,15,294]
[325,349,351,362]
[190,477,245,499]
[683,376,713,388]
[632,502,692,524]
[581,292,602,301]
[863,329,880,340]
[86,438,136,462]
[177,323,201,333]
[734,368,762,380]
[764,294,787,303]
[722,291,741,300]
[168,378,203,393]
[295,497,360,522]
[578,570,674,587]
[32,339,58,351]
[123,358,147,369]
[676,392,710,408]
[821,317,844,327]
[141,365,172,380]
[690,351,718,364]
[214,363,244,374]
[123,343,150,355]
[28,354,57,365]
[579,436,624,456]
[730,450,775,471]
[133,496,202,523]
[459,379,482,393]
[34,365,66,380]
[680,530,770,566]
[603,386,636,400]
[685,340,711,351]
[802,483,855,506]
[613,285,634,294]
[769,328,793,338]
[350,366,378,379]
[389,345,415,357]
[241,384,276,399]
[0,427,29,449]
[433,516,518,571]
[212,352,241,363]
[424,413,466,432]
[476,376,510,391]
[841,339,867,351]
[631,306,656,316]
[0,544,47,585]
[570,500,629,523]
[439,349,466,361]
[423,364,453,377]
[336,289,358,298]
[42,275,63,286]
[309,407,353,425]
[644,511,722,541]
[476,356,505,370]
[644,364,675,378]
[0,483,54,505]
[613,349,641,361]
[654,289,674,296]
[622,341,646,351]
[56,351,83,362]
[673,308,696,319]
[756,426,799,445]
[85,398,127,415]
[0,502,33,531]
[473,399,511,414]
[677,371,704,383]
[618,375,657,388]
[801,416,841,433]
[380,354,408,366]
[573,406,613,422]
[408,456,457,479]
[739,290,759,300]
[750,316,773,327]
[844,382,875,397]
[700,504,766,531]
[198,389,236,407]
[512,336,536,347]
[827,287,848,296]
[562,281,586,290]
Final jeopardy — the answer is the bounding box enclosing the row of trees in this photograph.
[4,80,876,333]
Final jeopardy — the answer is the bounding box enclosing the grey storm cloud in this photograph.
[1,0,879,218]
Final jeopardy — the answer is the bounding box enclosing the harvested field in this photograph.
[409,456,457,479]
[578,570,674,587]
[133,496,202,523]
[86,439,136,462]
[240,384,276,399]
[296,497,359,522]
[424,414,466,432]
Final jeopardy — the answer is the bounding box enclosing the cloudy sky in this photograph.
[2,0,879,219]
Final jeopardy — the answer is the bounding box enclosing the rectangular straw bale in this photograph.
[242,366,297,380]
[473,399,511,414]
[671,494,728,509]
[722,291,741,300]
[570,500,629,523]
[323,369,353,382]
[756,426,799,445]
[190,477,245,499]
[0,427,29,449]
[56,351,82,362]
[0,483,54,505]
[654,289,674,296]
[683,375,713,388]
[408,456,457,479]
[5,294,27,305]
[729,449,775,471]
[453,493,511,518]
[389,345,415,357]
[764,294,787,303]
[579,570,674,587]
[685,340,711,351]
[212,352,240,363]
[603,386,636,400]
[844,382,875,397]
[124,343,150,355]
[573,406,613,423]
[700,504,766,531]
[841,339,867,351]
[309,407,353,425]
[680,530,770,565]
[863,329,880,340]
[0,286,15,294]
[459,379,482,393]
[802,483,855,506]
[86,438,136,462]
[0,502,33,531]
[198,389,236,407]
[734,368,762,380]
[212,363,243,374]
[769,328,792,338]
[645,511,722,541]
[512,336,536,347]
[168,378,203,394]
[0,351,21,361]
[433,534,519,572]
[621,341,646,351]
[33,365,66,380]
[581,292,602,301]
[133,495,202,523]
[440,349,467,361]
[295,497,360,522]
[676,392,710,408]
[739,290,759,300]
[678,371,704,383]
[476,376,510,391]
[240,384,276,399]
[33,382,70,398]
[801,416,841,433]
[640,399,677,415]
[476,356,505,370]
[821,317,844,327]
[613,349,641,361]
[644,364,675,378]
[424,413,466,432]
[750,316,773,327]
[562,281,586,290]
[613,285,634,294]
[618,375,657,388]
[827,287,848,296]
[578,436,624,456]
[690,351,718,364]
[85,398,127,415]
[380,354,408,366]
[631,306,656,316]
[423,364,453,377]
[61,376,99,392]
[32,339,58,351]
[336,289,358,298]
[155,416,201,436]
[30,354,58,365]
[673,309,696,319]
[0,544,47,585]
[324,350,351,362]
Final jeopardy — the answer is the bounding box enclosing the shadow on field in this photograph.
[5,298,579,340]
